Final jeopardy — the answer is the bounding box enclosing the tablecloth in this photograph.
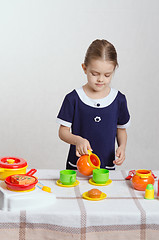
[0,169,159,240]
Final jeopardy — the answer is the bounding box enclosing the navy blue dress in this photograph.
[57,87,130,170]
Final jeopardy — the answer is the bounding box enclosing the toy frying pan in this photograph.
[5,169,38,192]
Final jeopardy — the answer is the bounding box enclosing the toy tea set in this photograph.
[57,150,159,201]
[56,150,112,201]
[0,157,55,211]
[0,154,158,209]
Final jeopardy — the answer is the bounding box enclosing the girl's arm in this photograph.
[113,128,127,165]
[59,125,92,157]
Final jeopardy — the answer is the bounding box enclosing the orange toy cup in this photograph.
[132,169,155,191]
[77,150,100,176]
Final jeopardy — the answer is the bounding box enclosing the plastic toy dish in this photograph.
[89,178,112,186]
[0,157,28,180]
[132,169,155,191]
[77,150,100,176]
[56,179,80,187]
[82,191,107,201]
[5,169,38,192]
[93,169,109,184]
[7,186,36,192]
[60,170,76,185]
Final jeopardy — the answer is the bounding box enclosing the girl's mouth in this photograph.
[95,83,104,87]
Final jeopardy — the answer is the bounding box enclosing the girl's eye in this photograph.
[105,75,110,78]
[91,72,98,76]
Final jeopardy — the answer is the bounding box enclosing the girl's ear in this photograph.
[81,63,87,74]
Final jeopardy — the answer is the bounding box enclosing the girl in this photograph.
[57,39,130,170]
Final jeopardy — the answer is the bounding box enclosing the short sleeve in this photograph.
[56,94,74,128]
[117,95,130,129]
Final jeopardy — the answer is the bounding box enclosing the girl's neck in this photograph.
[83,84,111,99]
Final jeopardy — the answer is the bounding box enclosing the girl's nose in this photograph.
[97,75,104,82]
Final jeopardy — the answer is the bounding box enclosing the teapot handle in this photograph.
[151,171,157,179]
[125,170,135,180]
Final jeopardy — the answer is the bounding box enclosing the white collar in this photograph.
[75,87,118,108]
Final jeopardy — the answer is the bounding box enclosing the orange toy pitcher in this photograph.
[132,169,155,191]
[77,150,100,176]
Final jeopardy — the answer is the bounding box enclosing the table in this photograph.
[0,169,159,240]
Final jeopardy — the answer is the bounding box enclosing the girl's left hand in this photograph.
[113,146,125,165]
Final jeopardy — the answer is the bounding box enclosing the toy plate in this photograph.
[89,178,112,186]
[82,191,107,201]
[7,187,35,192]
[56,180,80,187]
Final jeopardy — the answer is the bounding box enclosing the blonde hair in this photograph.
[84,39,118,68]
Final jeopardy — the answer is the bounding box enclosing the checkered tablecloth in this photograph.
[0,169,159,240]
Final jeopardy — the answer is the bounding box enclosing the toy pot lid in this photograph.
[0,157,27,169]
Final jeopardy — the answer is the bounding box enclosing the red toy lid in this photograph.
[0,157,27,169]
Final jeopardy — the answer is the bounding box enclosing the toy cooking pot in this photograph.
[132,169,155,191]
[5,169,38,192]
[77,150,100,176]
[0,157,28,180]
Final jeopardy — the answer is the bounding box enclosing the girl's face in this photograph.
[82,59,115,93]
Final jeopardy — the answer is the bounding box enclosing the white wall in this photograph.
[0,0,159,170]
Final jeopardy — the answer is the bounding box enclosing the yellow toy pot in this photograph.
[0,157,28,180]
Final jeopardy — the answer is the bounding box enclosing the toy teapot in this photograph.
[77,150,100,176]
[126,169,156,191]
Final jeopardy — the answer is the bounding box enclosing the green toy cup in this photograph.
[93,169,109,184]
[60,170,76,185]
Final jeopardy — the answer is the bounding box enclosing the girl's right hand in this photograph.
[75,136,92,157]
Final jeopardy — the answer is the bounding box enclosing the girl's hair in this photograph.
[84,39,118,68]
